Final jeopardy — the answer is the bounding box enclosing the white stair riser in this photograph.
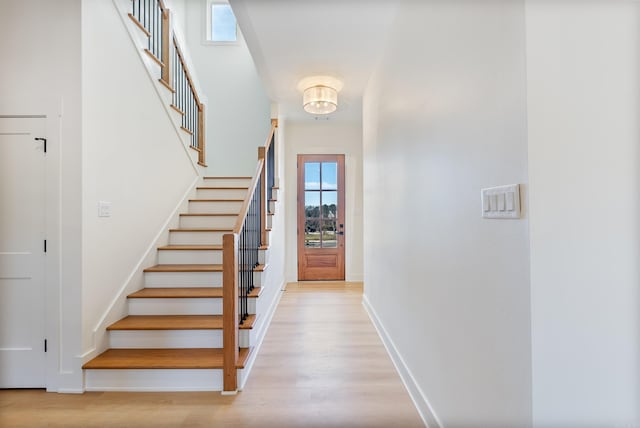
[196,188,247,199]
[271,188,279,200]
[158,250,223,264]
[128,298,221,315]
[110,330,219,348]
[268,200,276,213]
[203,178,251,187]
[267,215,273,229]
[144,271,222,287]
[255,271,264,287]
[128,297,257,316]
[189,201,242,214]
[179,215,236,229]
[158,249,266,265]
[108,329,252,348]
[144,271,264,287]
[169,231,224,245]
[84,369,224,392]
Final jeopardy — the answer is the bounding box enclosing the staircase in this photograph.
[83,177,274,391]
[82,0,282,392]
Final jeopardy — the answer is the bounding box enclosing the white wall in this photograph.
[526,1,640,425]
[81,0,198,354]
[181,0,272,176]
[362,1,531,426]
[0,0,84,392]
[283,120,364,282]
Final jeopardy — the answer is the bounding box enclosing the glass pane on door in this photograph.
[322,219,337,248]
[321,191,337,220]
[321,162,337,190]
[304,218,321,248]
[305,162,320,190]
[304,191,320,219]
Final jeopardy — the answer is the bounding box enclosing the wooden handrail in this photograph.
[232,159,265,234]
[172,36,202,106]
[263,119,278,153]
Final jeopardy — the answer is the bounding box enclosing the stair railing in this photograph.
[222,119,278,392]
[129,0,206,166]
[172,36,206,166]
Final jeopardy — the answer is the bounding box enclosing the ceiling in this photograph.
[230,0,398,122]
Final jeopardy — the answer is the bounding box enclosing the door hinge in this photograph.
[35,137,47,153]
[44,240,47,253]
[44,339,48,353]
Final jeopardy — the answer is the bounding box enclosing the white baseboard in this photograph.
[238,279,285,390]
[362,295,442,428]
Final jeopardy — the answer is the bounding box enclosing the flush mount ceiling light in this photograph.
[297,76,343,115]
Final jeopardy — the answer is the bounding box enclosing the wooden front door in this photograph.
[297,154,345,281]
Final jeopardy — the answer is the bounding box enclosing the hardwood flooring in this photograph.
[0,281,424,427]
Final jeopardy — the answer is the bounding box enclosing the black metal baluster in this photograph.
[150,0,154,54]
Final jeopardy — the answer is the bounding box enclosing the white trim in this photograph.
[362,295,442,428]
[237,279,285,390]
[56,389,84,394]
[84,368,223,391]
[0,97,71,392]
[204,0,239,45]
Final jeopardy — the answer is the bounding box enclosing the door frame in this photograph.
[0,116,48,388]
[296,154,346,281]
[1,97,66,392]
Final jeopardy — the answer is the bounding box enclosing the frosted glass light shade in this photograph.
[303,85,338,114]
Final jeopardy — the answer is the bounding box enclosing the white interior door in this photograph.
[0,117,47,388]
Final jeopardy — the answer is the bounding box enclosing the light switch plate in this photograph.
[481,184,521,219]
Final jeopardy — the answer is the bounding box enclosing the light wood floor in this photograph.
[0,282,424,427]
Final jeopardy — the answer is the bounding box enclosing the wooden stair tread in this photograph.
[107,314,256,330]
[82,348,250,369]
[144,263,266,272]
[127,287,261,299]
[144,264,223,272]
[157,245,223,251]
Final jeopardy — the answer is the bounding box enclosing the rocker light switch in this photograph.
[497,193,506,211]
[481,184,521,219]
[506,192,515,211]
[98,201,112,217]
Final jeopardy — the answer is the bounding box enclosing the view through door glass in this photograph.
[304,161,338,248]
[297,155,345,281]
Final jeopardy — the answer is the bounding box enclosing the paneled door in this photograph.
[0,117,47,387]
[297,154,345,280]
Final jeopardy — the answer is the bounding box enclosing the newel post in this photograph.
[160,6,171,85]
[222,233,238,393]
